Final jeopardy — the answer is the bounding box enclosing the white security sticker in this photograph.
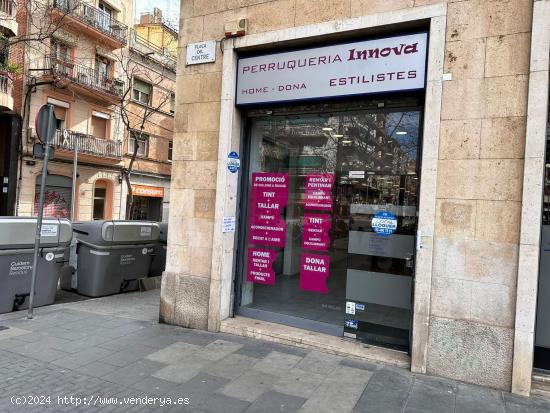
[346,301,356,315]
[41,224,58,237]
[45,252,55,262]
[222,217,236,233]
[142,248,148,255]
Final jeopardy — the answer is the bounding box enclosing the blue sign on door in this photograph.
[227,151,240,173]
[371,211,397,236]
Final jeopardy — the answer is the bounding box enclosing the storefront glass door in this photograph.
[237,102,422,351]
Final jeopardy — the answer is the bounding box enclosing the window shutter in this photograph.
[133,79,151,94]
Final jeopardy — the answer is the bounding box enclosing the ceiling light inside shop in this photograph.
[396,131,407,135]
[334,134,344,138]
[342,140,352,144]
[386,153,393,156]
[322,127,333,131]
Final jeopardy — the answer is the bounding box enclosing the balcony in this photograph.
[0,0,17,37]
[39,55,124,104]
[53,129,122,160]
[51,0,128,48]
[129,30,176,72]
[0,72,13,110]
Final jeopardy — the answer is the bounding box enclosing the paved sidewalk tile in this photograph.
[77,361,120,378]
[404,376,456,413]
[130,376,179,396]
[153,356,212,384]
[204,353,258,380]
[353,367,413,413]
[146,342,202,364]
[455,383,506,413]
[218,370,279,403]
[102,359,166,386]
[100,345,156,367]
[197,340,243,361]
[169,373,229,409]
[244,390,306,413]
[272,368,325,398]
[253,351,303,376]
[51,346,115,369]
[294,350,342,375]
[299,365,373,413]
[198,393,250,413]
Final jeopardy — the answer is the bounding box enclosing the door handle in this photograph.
[405,253,414,269]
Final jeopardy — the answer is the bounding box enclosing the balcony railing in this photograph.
[54,129,122,159]
[0,72,13,95]
[45,55,124,99]
[0,0,16,17]
[129,30,176,70]
[52,0,128,45]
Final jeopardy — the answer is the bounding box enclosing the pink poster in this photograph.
[300,253,330,294]
[302,214,331,251]
[304,174,335,211]
[248,172,289,247]
[247,248,277,285]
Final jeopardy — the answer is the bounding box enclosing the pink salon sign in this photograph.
[300,253,330,294]
[248,172,289,247]
[305,173,335,211]
[302,214,331,251]
[236,32,428,105]
[247,248,277,285]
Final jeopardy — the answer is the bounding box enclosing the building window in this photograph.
[92,179,112,220]
[168,141,173,161]
[98,1,113,30]
[95,56,110,81]
[50,39,73,76]
[90,111,110,139]
[93,187,106,220]
[128,131,149,157]
[51,39,71,62]
[170,93,175,114]
[53,106,67,130]
[132,78,151,104]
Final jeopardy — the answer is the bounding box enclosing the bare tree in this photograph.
[113,41,175,218]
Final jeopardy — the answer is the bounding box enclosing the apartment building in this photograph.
[0,0,19,215]
[121,8,175,222]
[15,0,133,220]
[13,1,174,222]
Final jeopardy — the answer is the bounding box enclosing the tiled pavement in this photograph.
[0,291,549,412]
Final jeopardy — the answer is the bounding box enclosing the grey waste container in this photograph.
[149,223,167,277]
[0,217,72,314]
[72,220,160,297]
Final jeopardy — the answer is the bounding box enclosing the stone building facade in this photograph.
[164,0,550,396]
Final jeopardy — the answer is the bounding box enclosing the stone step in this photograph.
[532,373,550,400]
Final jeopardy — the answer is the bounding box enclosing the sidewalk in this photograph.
[0,291,548,413]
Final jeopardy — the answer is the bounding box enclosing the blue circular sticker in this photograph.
[372,211,397,236]
[227,151,240,173]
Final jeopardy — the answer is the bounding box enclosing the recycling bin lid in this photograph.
[0,217,72,249]
[73,220,160,245]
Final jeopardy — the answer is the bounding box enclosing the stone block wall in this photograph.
[166,0,535,390]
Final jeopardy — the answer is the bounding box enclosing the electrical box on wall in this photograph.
[225,19,247,38]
